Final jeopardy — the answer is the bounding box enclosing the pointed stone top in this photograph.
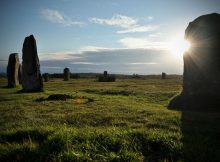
[9,53,19,57]
[24,34,35,41]
[29,34,35,39]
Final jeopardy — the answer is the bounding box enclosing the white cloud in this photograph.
[149,33,162,38]
[118,37,168,49]
[147,16,153,20]
[71,62,96,65]
[89,14,157,34]
[41,9,64,23]
[42,66,63,69]
[39,51,82,60]
[89,15,137,28]
[71,62,107,65]
[129,62,157,65]
[117,25,158,34]
[76,46,113,53]
[41,9,84,26]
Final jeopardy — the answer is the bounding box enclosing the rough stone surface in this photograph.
[22,35,43,92]
[42,73,49,82]
[64,68,70,81]
[169,13,220,110]
[7,53,20,88]
[162,72,166,79]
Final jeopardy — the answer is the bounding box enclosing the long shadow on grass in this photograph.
[0,129,66,162]
[169,101,220,162]
[180,110,220,162]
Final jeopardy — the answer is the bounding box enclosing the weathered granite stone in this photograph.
[22,35,43,92]
[7,53,20,88]
[162,72,166,79]
[42,73,49,82]
[64,68,70,81]
[169,13,220,110]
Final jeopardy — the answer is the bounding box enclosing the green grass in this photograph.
[0,76,220,162]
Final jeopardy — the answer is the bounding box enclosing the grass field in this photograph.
[0,76,220,162]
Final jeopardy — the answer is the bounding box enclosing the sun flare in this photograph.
[168,37,191,58]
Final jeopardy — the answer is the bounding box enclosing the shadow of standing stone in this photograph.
[169,13,220,111]
[7,53,20,88]
[21,35,43,92]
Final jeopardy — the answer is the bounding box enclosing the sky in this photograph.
[0,0,219,74]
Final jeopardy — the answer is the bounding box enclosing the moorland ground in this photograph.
[0,76,220,162]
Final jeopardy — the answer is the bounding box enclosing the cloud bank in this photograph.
[39,48,183,74]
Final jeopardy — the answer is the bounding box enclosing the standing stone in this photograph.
[64,68,70,81]
[98,71,116,82]
[169,13,220,110]
[42,73,49,82]
[7,53,20,88]
[161,72,166,79]
[104,71,108,77]
[18,64,22,84]
[22,35,43,92]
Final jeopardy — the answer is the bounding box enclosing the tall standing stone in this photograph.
[104,71,108,77]
[7,53,20,88]
[169,13,220,110]
[22,35,43,92]
[64,68,70,81]
[161,72,166,79]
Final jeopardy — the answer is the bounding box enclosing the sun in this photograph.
[168,36,191,58]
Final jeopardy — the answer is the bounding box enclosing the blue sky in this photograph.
[0,0,219,74]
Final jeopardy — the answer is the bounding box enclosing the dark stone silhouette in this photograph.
[104,71,108,76]
[161,72,166,79]
[22,35,43,92]
[42,73,49,82]
[18,64,22,84]
[169,13,220,110]
[98,71,116,82]
[7,53,20,88]
[132,74,141,78]
[64,68,70,81]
